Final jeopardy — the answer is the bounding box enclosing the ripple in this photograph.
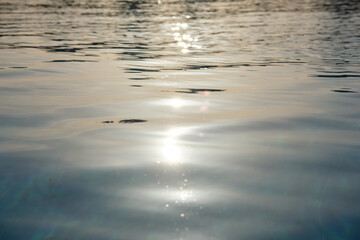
[48,60,97,63]
[119,119,148,124]
[331,89,358,93]
[314,74,360,78]
[102,121,114,124]
[175,88,226,94]
[125,68,160,73]
[129,77,152,80]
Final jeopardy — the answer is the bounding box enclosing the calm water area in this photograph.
[0,0,360,239]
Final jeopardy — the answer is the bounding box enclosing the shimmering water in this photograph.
[1,0,360,239]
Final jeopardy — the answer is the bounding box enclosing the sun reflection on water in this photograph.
[171,21,202,54]
[162,138,181,164]
[164,188,197,205]
[160,127,187,165]
[167,127,186,138]
[159,127,198,210]
[177,189,194,202]
[169,98,185,109]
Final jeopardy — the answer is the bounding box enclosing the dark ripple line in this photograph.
[175,88,226,94]
[314,74,360,78]
[48,60,97,63]
[331,89,358,93]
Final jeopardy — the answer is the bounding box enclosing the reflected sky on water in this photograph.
[0,0,360,239]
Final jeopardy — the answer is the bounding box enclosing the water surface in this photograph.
[1,0,360,239]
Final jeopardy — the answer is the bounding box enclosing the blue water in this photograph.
[1,0,360,239]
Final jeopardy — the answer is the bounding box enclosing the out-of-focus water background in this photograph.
[0,0,360,239]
